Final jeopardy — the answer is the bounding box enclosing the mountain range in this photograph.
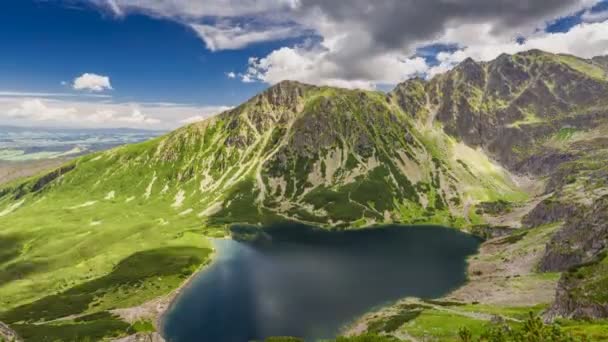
[1,49,607,341]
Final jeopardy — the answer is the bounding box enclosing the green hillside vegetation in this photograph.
[1,49,608,341]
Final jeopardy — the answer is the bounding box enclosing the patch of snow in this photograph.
[104,191,116,200]
[91,155,103,162]
[161,183,169,195]
[144,172,157,199]
[157,218,169,226]
[0,199,25,217]
[198,202,223,217]
[172,190,185,208]
[68,201,97,209]
[90,221,102,226]
[179,208,193,216]
[199,173,214,192]
[125,196,135,203]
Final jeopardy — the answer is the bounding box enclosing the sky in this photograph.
[1,0,608,130]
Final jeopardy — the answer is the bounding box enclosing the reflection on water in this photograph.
[162,225,480,342]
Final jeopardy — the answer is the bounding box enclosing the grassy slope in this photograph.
[0,83,525,315]
[5,51,606,340]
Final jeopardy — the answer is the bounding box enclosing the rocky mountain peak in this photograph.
[254,80,316,109]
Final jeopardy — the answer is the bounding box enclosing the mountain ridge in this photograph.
[1,49,608,340]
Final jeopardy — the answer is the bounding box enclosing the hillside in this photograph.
[1,50,608,341]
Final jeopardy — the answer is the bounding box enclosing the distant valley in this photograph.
[0,126,163,184]
[0,125,163,162]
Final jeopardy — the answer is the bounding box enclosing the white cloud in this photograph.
[85,107,160,124]
[0,96,229,129]
[0,91,111,98]
[73,73,113,92]
[84,0,605,89]
[243,44,429,89]
[244,17,608,88]
[179,106,233,124]
[191,23,303,51]
[427,20,608,77]
[98,0,299,18]
[226,72,237,79]
[116,108,160,124]
[582,8,608,23]
[106,0,123,16]
[7,99,78,121]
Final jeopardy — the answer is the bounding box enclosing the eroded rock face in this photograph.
[546,270,608,321]
[521,199,579,230]
[542,196,608,320]
[540,196,608,273]
[546,251,608,320]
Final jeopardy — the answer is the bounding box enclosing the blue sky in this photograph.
[1,0,607,129]
[0,1,281,105]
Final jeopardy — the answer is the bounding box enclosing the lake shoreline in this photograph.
[160,225,479,341]
[156,239,223,335]
[111,239,223,342]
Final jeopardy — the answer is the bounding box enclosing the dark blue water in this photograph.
[162,225,480,342]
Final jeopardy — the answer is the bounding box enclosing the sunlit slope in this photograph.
[0,81,523,310]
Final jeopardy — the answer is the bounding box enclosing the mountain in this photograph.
[1,50,608,340]
[393,51,608,325]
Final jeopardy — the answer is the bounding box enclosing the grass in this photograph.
[564,253,608,304]
[11,312,131,342]
[558,54,608,81]
[368,309,422,334]
[1,246,211,324]
[360,301,602,342]
[0,78,539,341]
[265,335,399,342]
[402,309,490,341]
[131,319,155,332]
[558,319,608,340]
[458,304,548,321]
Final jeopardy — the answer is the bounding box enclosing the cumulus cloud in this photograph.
[87,0,605,88]
[226,72,237,79]
[582,8,608,23]
[191,23,304,51]
[243,46,428,89]
[0,96,228,129]
[0,91,110,98]
[73,73,113,92]
[179,106,233,124]
[95,0,299,18]
[8,99,78,121]
[106,0,123,16]
[427,20,608,77]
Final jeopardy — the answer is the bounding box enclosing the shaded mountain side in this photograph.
[390,50,608,321]
[392,50,608,174]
